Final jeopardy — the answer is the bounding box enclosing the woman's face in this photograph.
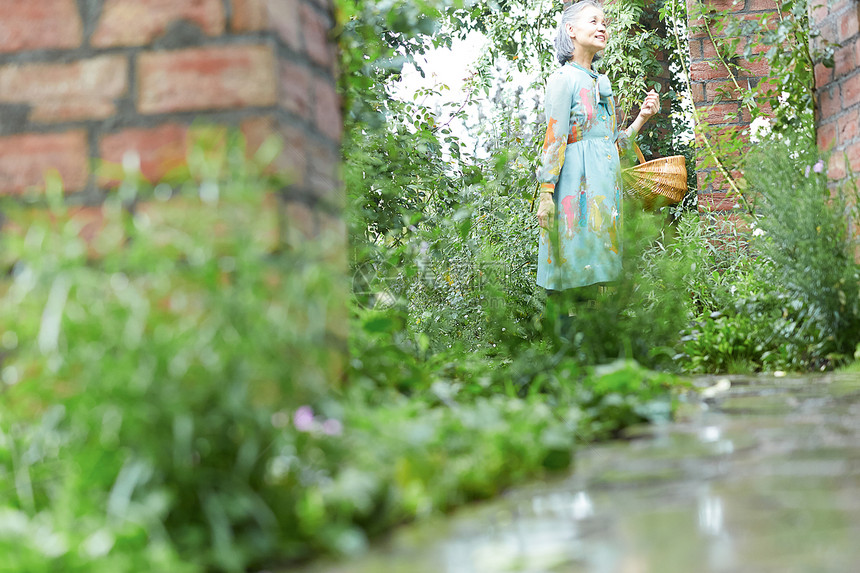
[568,6,607,54]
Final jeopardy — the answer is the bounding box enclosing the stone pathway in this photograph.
[297,373,860,573]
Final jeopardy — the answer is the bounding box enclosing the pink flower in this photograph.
[322,419,343,436]
[813,159,825,173]
[293,406,315,432]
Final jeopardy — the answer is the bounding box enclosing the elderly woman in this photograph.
[536,0,659,315]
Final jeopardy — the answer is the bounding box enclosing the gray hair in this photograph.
[554,0,604,65]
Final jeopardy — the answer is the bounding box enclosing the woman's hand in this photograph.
[638,90,660,122]
[537,193,555,229]
[626,89,660,140]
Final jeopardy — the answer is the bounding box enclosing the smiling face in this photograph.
[567,5,607,56]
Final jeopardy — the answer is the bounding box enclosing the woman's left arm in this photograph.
[624,90,660,139]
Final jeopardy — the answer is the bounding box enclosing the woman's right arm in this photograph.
[536,73,573,228]
[537,73,574,194]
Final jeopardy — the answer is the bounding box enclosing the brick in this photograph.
[740,12,779,32]
[705,80,745,101]
[698,102,742,124]
[715,124,750,143]
[812,20,838,49]
[0,56,128,123]
[745,0,779,12]
[0,131,89,194]
[100,124,189,184]
[817,121,837,150]
[834,44,856,79]
[696,168,744,192]
[240,116,275,157]
[688,39,703,60]
[838,109,859,145]
[306,140,341,205]
[270,0,304,52]
[810,0,830,23]
[691,82,706,103]
[313,76,342,141]
[742,38,771,56]
[828,151,847,180]
[840,7,860,42]
[300,3,334,69]
[848,141,860,173]
[705,0,744,11]
[280,60,312,117]
[701,37,732,60]
[92,0,225,47]
[856,38,860,69]
[231,0,267,31]
[0,0,82,53]
[736,58,771,78]
[138,45,277,114]
[690,61,730,81]
[756,77,779,97]
[814,62,834,88]
[280,124,308,187]
[832,0,851,14]
[240,115,307,176]
[758,99,774,115]
[820,86,841,118]
[843,73,860,107]
[688,21,709,40]
[753,101,776,124]
[746,0,778,10]
[698,191,741,211]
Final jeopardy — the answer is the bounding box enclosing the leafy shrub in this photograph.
[747,143,860,366]
[0,130,341,572]
[678,141,860,373]
[0,128,688,572]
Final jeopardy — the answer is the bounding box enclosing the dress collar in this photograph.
[567,60,598,78]
[566,61,613,99]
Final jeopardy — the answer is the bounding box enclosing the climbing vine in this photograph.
[682,0,837,197]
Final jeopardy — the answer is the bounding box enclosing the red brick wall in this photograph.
[0,0,343,232]
[687,0,776,223]
[811,0,860,185]
[0,0,347,377]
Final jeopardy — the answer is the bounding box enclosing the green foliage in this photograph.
[0,125,690,571]
[0,130,340,572]
[547,204,693,369]
[577,360,679,437]
[747,143,860,365]
[677,140,860,373]
[689,0,834,142]
[682,0,837,195]
[0,2,854,571]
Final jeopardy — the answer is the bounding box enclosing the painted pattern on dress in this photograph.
[535,63,625,291]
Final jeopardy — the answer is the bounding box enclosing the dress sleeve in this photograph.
[536,72,573,193]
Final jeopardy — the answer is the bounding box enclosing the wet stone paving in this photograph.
[299,373,860,573]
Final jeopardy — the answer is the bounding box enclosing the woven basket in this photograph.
[621,145,688,207]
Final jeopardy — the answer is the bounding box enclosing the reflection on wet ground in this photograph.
[296,373,860,573]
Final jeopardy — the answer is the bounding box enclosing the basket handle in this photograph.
[633,143,645,165]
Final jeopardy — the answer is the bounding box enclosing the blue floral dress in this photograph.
[536,61,629,291]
